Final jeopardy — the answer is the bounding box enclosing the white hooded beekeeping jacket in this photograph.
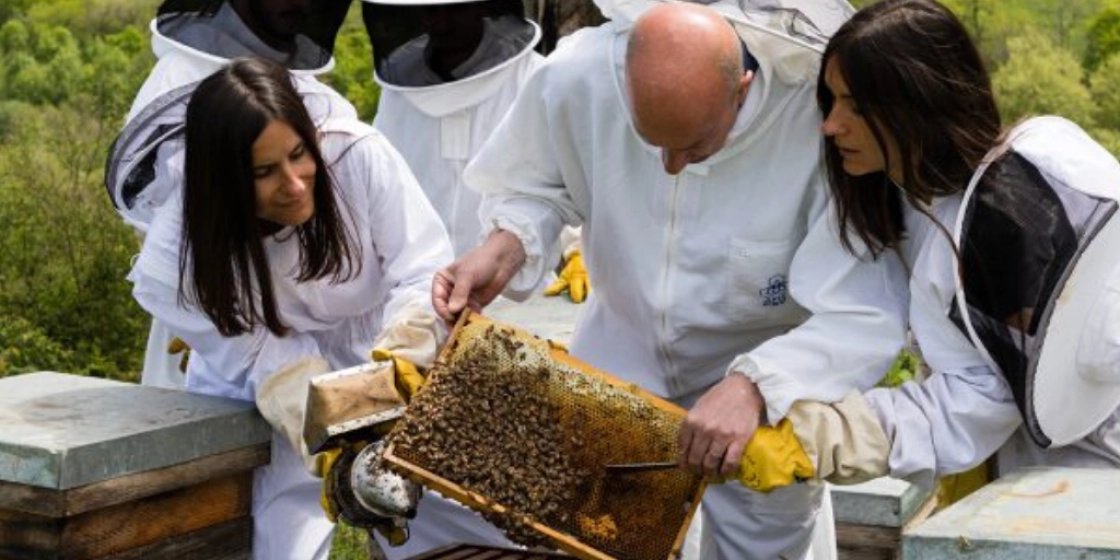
[373,17,544,256]
[129,123,447,403]
[120,2,357,393]
[866,195,1120,493]
[462,7,906,559]
[129,120,453,560]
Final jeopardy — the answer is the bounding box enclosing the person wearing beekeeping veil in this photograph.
[725,0,1120,510]
[365,0,589,302]
[432,1,908,558]
[109,0,356,392]
[127,57,456,560]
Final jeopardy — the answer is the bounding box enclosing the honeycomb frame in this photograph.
[384,311,706,560]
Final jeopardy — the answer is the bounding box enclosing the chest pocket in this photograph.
[724,237,797,317]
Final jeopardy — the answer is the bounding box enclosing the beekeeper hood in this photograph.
[105,76,356,232]
[951,116,1120,448]
[593,0,854,86]
[151,0,346,73]
[107,0,356,232]
[362,0,539,112]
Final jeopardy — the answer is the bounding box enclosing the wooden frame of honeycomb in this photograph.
[384,311,706,560]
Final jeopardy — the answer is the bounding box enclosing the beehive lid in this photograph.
[903,467,1120,558]
[0,372,271,489]
[831,476,934,528]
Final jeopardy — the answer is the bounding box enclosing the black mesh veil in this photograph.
[951,150,1118,447]
[104,84,192,231]
[155,0,349,71]
[361,1,534,87]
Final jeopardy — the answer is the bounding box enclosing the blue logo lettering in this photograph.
[759,275,787,307]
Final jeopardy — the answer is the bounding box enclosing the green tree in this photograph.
[0,0,34,26]
[0,102,147,380]
[0,21,83,105]
[0,315,75,376]
[26,0,158,37]
[320,5,381,122]
[945,0,997,49]
[1091,53,1120,130]
[992,29,1097,128]
[1084,7,1120,71]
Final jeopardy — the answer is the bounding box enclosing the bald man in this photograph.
[432,2,906,558]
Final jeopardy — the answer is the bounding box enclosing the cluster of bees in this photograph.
[389,329,588,547]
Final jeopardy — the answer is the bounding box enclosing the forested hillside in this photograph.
[1,0,1118,380]
[852,0,1120,153]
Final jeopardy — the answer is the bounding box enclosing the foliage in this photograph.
[0,314,74,376]
[321,5,381,122]
[1084,7,1120,71]
[1091,54,1120,131]
[992,29,1098,129]
[0,101,148,381]
[0,2,154,382]
[877,349,921,388]
[23,0,158,37]
[328,525,367,560]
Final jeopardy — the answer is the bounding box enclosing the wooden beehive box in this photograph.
[902,467,1120,559]
[832,477,937,559]
[0,372,271,560]
[408,543,570,559]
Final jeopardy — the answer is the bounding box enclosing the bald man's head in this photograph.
[626,3,753,175]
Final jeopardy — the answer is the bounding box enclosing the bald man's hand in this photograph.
[432,229,526,323]
[678,373,767,478]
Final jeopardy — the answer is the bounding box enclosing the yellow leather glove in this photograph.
[317,441,412,546]
[734,392,891,493]
[371,348,424,404]
[544,250,590,303]
[735,419,815,493]
[317,441,366,523]
[167,336,190,373]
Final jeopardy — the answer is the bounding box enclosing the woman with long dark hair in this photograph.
[735,0,1120,498]
[127,57,456,559]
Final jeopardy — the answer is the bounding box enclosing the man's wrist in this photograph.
[728,370,768,425]
[489,228,527,271]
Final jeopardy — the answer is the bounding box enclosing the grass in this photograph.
[328,524,369,560]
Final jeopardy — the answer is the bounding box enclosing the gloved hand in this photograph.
[544,250,590,303]
[734,419,814,492]
[734,391,890,493]
[167,336,190,373]
[371,349,424,406]
[303,305,443,463]
[318,440,419,546]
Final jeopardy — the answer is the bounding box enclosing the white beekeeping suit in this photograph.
[111,0,355,390]
[353,1,548,556]
[129,114,454,560]
[863,116,1120,488]
[364,0,567,258]
[461,0,904,559]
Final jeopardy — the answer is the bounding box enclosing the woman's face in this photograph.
[252,119,316,228]
[821,58,903,184]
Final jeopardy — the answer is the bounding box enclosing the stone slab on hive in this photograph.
[0,372,270,490]
[903,467,1120,559]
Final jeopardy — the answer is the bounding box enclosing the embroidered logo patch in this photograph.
[759,275,787,306]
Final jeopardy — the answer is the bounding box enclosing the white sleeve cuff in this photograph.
[488,215,549,299]
[726,353,799,424]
